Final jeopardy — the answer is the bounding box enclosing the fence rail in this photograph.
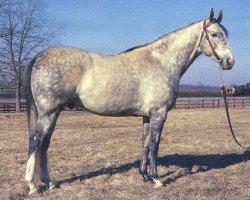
[1,97,250,112]
[174,97,250,109]
[0,101,26,112]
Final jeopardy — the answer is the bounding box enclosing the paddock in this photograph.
[0,108,249,199]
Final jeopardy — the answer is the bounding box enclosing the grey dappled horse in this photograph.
[25,9,234,194]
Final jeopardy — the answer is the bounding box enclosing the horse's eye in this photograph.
[211,32,218,37]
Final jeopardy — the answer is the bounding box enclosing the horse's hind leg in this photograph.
[39,111,60,190]
[139,116,151,181]
[25,110,60,194]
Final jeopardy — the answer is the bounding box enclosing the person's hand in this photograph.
[220,86,235,95]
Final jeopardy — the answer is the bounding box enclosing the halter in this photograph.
[187,20,222,67]
[201,20,222,64]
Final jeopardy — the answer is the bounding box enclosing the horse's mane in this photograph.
[120,19,228,54]
[121,44,149,53]
[120,21,201,54]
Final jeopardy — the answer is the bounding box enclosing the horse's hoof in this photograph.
[142,175,152,182]
[41,178,57,190]
[29,187,39,195]
[27,182,39,195]
[152,178,164,188]
[49,181,57,190]
[140,170,153,183]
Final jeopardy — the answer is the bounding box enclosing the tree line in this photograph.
[0,0,61,112]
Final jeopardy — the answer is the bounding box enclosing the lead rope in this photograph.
[219,68,250,150]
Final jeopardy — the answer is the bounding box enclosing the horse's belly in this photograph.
[76,67,143,115]
[78,91,143,116]
[77,82,143,115]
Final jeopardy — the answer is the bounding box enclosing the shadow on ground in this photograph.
[57,150,250,187]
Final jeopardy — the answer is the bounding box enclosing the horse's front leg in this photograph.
[149,107,167,187]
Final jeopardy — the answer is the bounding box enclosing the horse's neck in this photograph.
[149,21,203,78]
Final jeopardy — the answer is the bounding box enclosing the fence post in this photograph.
[242,99,245,108]
[217,98,220,108]
[4,103,6,113]
[233,98,236,108]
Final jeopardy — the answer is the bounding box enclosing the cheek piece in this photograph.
[199,20,222,64]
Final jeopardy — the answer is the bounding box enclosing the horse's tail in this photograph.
[25,57,38,134]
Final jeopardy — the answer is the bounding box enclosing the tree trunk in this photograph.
[15,77,21,112]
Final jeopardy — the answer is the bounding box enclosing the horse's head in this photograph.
[199,9,234,70]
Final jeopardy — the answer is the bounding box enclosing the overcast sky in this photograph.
[45,0,250,86]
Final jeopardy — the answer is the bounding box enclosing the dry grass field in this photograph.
[0,109,249,200]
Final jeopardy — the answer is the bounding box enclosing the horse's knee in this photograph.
[28,129,44,155]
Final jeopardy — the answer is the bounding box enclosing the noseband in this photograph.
[201,20,222,63]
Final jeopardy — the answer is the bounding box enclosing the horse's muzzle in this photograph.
[221,57,234,70]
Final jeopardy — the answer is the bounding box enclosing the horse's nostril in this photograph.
[227,58,234,67]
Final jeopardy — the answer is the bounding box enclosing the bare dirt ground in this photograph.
[0,109,249,200]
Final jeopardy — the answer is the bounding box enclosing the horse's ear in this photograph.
[217,10,223,23]
[209,8,214,22]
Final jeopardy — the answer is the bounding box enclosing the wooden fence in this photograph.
[0,101,26,112]
[1,97,250,112]
[174,97,250,109]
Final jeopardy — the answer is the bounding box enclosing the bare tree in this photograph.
[0,0,61,112]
